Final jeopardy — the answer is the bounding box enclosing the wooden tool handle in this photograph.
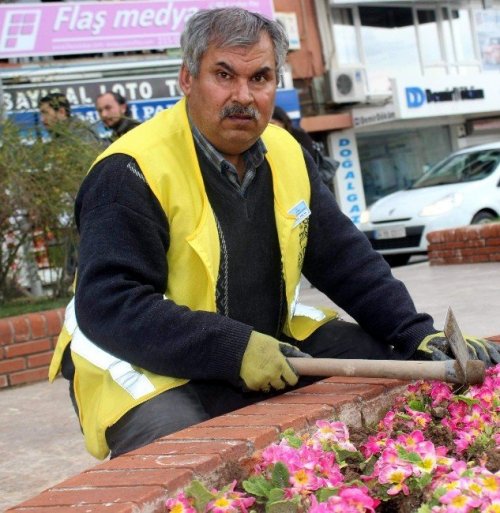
[288,358,485,385]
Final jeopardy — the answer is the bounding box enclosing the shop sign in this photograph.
[0,0,274,58]
[352,104,396,128]
[5,72,300,136]
[3,73,182,114]
[329,129,366,226]
[391,75,498,119]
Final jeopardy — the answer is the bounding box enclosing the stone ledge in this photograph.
[6,377,408,513]
[427,222,500,265]
[0,308,64,389]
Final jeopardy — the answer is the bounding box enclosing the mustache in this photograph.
[220,103,260,120]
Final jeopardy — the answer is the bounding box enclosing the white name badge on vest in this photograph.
[288,200,311,228]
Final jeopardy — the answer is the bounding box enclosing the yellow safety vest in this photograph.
[49,98,336,459]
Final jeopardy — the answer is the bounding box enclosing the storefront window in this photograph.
[332,8,360,65]
[358,126,452,206]
[417,10,443,67]
[359,6,419,92]
[452,9,475,62]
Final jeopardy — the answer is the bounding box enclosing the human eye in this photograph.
[216,70,231,80]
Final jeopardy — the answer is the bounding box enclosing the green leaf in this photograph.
[185,480,215,512]
[243,476,273,498]
[268,488,285,503]
[408,399,425,412]
[334,448,363,464]
[266,500,298,513]
[271,462,290,488]
[316,487,339,502]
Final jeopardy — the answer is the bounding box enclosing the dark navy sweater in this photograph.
[74,148,436,386]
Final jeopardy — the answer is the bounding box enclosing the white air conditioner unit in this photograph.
[329,68,367,104]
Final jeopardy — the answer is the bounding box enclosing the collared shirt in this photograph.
[190,121,266,197]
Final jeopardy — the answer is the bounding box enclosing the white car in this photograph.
[359,142,500,267]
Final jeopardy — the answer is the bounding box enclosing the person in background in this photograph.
[270,105,315,157]
[49,7,500,462]
[38,92,101,144]
[95,91,141,142]
[271,106,338,192]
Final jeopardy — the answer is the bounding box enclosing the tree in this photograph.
[0,115,103,300]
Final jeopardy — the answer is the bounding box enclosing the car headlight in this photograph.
[360,208,371,224]
[419,192,463,217]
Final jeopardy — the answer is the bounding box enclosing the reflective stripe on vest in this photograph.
[67,300,155,400]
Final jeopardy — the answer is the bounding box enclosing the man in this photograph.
[95,91,141,142]
[49,7,499,461]
[38,92,101,144]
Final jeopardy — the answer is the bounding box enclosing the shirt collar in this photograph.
[189,117,267,175]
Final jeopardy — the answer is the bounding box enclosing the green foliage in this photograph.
[0,114,104,302]
[185,480,216,512]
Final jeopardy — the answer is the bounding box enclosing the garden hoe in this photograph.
[288,307,485,386]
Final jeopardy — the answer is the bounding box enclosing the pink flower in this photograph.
[438,488,482,512]
[308,486,379,513]
[377,464,413,495]
[429,382,453,406]
[165,493,197,513]
[206,481,255,513]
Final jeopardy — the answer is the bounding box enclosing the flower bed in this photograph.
[166,366,500,513]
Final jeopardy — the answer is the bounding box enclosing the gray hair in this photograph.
[181,8,288,78]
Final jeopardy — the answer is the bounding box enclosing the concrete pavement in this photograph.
[1,261,499,511]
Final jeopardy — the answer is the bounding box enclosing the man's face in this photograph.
[179,32,278,164]
[39,103,67,129]
[96,93,126,129]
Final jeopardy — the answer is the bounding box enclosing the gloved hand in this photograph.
[240,331,310,392]
[415,331,500,367]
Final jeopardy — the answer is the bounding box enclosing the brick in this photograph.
[6,504,138,513]
[0,346,3,359]
[168,425,280,450]
[27,351,54,368]
[60,467,193,490]
[14,486,164,508]
[26,312,47,338]
[45,309,64,336]
[0,375,8,388]
[201,412,307,432]
[4,338,52,358]
[0,319,14,345]
[10,366,49,386]
[0,357,26,374]
[267,392,354,407]
[100,453,222,474]
[11,316,30,342]
[238,402,331,422]
[287,382,386,400]
[129,439,248,460]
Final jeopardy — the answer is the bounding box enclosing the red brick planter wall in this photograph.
[5,376,408,513]
[427,223,500,265]
[0,308,64,389]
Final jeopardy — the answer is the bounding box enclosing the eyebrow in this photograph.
[215,61,274,76]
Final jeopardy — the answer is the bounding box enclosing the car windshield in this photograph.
[411,150,500,189]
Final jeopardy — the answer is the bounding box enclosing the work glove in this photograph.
[415,332,500,368]
[240,331,310,392]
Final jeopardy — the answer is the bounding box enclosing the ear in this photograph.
[119,103,127,115]
[179,64,193,96]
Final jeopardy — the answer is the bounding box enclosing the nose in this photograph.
[232,78,253,105]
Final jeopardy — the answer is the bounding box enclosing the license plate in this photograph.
[374,225,406,240]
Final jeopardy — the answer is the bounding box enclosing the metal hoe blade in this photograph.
[444,307,469,383]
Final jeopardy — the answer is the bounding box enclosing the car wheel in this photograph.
[471,211,497,224]
[383,254,411,267]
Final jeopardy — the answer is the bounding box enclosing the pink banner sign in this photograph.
[0,0,275,58]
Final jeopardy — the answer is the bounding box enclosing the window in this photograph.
[359,6,419,92]
[332,8,360,66]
